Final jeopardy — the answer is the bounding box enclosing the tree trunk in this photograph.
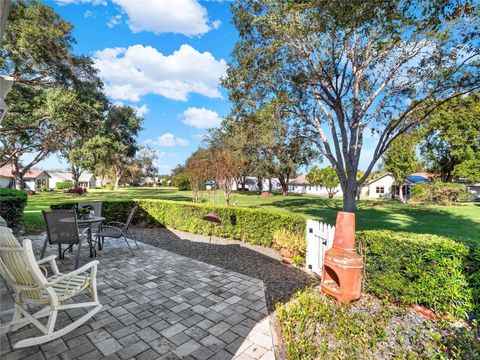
[242,174,246,191]
[278,175,289,196]
[114,165,122,190]
[268,178,272,192]
[11,161,22,190]
[399,184,404,203]
[342,184,358,213]
[71,166,83,187]
[257,176,263,192]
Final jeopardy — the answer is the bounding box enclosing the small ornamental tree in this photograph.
[306,166,340,198]
[209,148,246,206]
[184,149,210,203]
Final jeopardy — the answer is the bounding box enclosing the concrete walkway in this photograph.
[0,234,275,360]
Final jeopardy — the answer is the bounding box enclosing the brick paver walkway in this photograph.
[0,234,275,359]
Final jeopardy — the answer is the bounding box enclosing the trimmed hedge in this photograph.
[50,199,305,247]
[55,181,73,190]
[357,230,480,318]
[101,200,306,247]
[50,199,480,317]
[0,189,28,234]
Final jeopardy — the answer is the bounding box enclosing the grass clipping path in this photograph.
[276,288,479,359]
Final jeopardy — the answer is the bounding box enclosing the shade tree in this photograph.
[223,0,480,212]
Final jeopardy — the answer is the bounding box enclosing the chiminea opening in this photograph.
[323,265,340,293]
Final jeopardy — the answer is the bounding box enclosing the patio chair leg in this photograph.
[127,229,140,249]
[122,235,135,256]
[75,238,82,269]
[40,237,48,259]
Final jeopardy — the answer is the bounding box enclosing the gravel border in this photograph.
[132,226,318,313]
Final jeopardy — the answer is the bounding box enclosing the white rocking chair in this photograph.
[0,225,102,349]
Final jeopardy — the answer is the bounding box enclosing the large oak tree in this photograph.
[223,0,479,212]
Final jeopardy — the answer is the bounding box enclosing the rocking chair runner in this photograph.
[0,225,102,349]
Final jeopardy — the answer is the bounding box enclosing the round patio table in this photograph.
[61,216,105,258]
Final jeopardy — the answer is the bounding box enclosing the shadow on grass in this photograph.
[257,197,480,243]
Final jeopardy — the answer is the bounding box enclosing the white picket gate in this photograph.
[305,219,335,276]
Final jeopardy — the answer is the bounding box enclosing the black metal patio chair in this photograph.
[96,205,139,255]
[40,210,89,269]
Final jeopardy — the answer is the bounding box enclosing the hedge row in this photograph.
[0,189,28,234]
[357,230,480,318]
[52,199,306,247]
[55,181,73,190]
[50,199,479,317]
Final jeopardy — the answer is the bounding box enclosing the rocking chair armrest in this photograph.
[37,255,60,275]
[36,255,57,265]
[47,260,99,286]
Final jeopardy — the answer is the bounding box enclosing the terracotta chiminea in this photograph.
[321,211,363,303]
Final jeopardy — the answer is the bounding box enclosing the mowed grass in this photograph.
[23,187,480,243]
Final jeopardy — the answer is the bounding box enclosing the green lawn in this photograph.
[24,187,480,243]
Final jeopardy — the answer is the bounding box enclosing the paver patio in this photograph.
[0,234,275,360]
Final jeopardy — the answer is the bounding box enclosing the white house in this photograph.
[467,183,480,198]
[49,171,97,189]
[289,174,343,197]
[232,177,282,192]
[0,165,50,191]
[360,173,431,199]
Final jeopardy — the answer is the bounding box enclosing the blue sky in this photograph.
[27,0,379,173]
[29,0,236,173]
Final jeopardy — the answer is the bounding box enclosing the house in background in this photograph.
[289,174,343,197]
[360,173,431,199]
[49,171,97,189]
[231,177,282,192]
[0,165,50,191]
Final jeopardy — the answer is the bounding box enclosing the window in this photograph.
[375,186,385,194]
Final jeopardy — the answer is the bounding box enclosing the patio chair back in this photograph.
[78,202,102,217]
[43,210,80,246]
[0,226,43,300]
[124,205,139,231]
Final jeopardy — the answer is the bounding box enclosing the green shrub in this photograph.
[410,182,468,205]
[100,199,306,247]
[173,173,190,191]
[0,189,28,234]
[357,230,480,318]
[50,202,78,210]
[273,228,306,254]
[55,181,73,190]
[276,288,480,359]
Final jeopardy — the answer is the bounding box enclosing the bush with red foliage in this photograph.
[67,186,87,196]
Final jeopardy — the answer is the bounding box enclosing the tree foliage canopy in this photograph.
[224,0,479,211]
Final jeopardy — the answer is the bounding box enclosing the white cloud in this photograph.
[145,133,190,147]
[211,20,222,30]
[57,0,221,36]
[112,0,218,37]
[181,107,222,129]
[93,44,227,102]
[84,10,95,18]
[56,0,106,5]
[133,104,149,117]
[107,14,122,28]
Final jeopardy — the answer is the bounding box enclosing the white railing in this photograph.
[305,219,335,276]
